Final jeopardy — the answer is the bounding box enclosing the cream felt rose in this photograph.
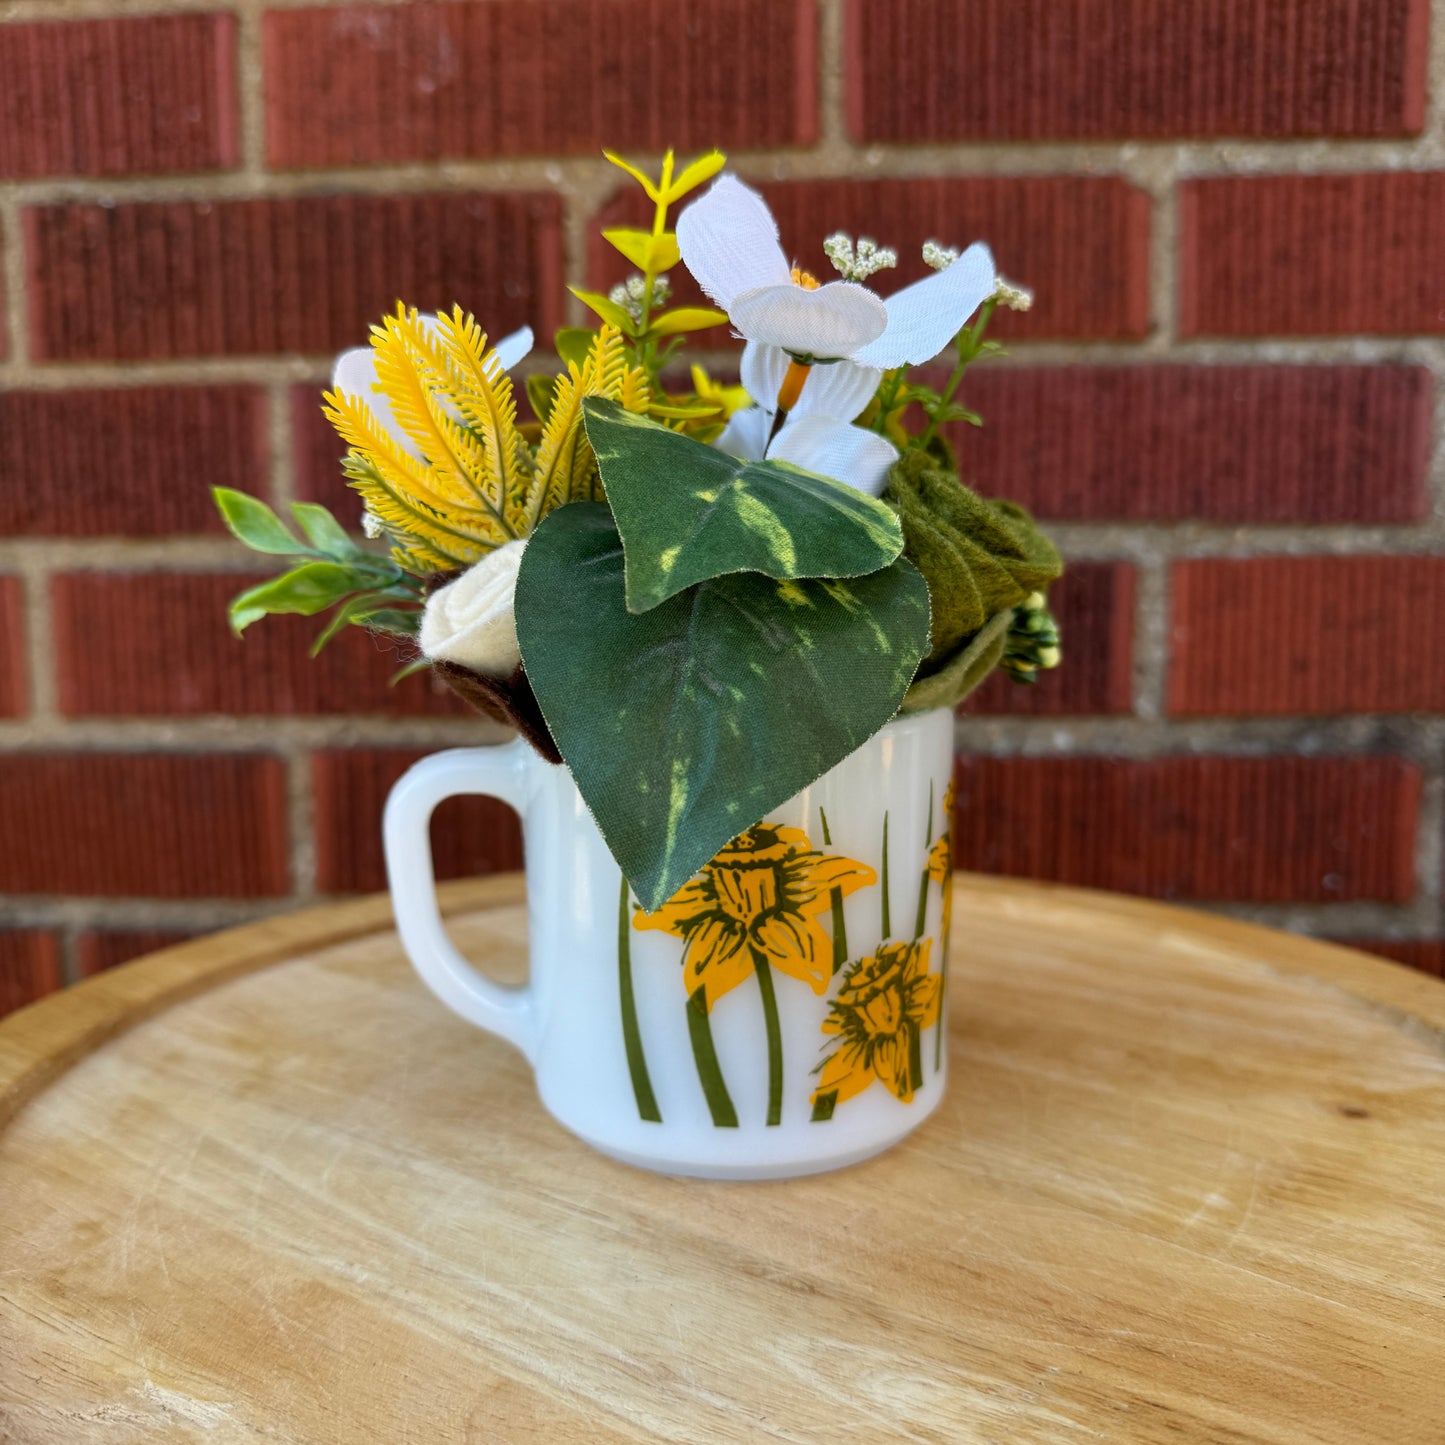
[419,540,526,677]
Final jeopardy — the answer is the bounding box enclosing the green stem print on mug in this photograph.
[633,824,874,1126]
[928,779,957,1071]
[817,808,850,975]
[617,876,662,1123]
[913,783,934,941]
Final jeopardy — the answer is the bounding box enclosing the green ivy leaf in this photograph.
[214,487,308,556]
[582,397,905,614]
[515,503,931,911]
[227,562,391,636]
[290,501,370,561]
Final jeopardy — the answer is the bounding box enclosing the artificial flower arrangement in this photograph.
[216,149,1063,917]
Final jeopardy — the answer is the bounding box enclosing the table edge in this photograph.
[2,874,1440,1132]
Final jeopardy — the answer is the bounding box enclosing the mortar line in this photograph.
[56,921,81,986]
[1143,156,1180,352]
[233,0,268,180]
[1130,557,1170,722]
[0,896,296,931]
[286,745,317,905]
[815,0,848,152]
[0,193,28,368]
[15,554,56,722]
[9,335,1445,398]
[267,383,297,507]
[5,132,1445,218]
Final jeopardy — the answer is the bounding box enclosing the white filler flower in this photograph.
[419,539,527,678]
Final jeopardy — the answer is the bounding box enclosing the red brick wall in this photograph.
[2,0,1443,1015]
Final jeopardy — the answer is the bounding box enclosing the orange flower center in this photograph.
[790,266,820,291]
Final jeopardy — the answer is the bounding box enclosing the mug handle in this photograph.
[383,740,539,1062]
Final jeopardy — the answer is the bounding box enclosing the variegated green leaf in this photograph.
[582,397,906,614]
[515,503,931,912]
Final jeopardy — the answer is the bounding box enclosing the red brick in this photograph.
[1171,557,1445,717]
[0,387,266,536]
[0,14,237,179]
[952,756,1418,903]
[265,0,816,170]
[0,932,63,1019]
[965,563,1134,716]
[78,929,196,977]
[292,384,357,518]
[25,192,563,362]
[52,572,467,718]
[846,0,1427,143]
[313,748,523,894]
[0,753,289,898]
[954,365,1431,524]
[1350,940,1445,977]
[591,175,1151,342]
[1179,173,1445,337]
[0,578,26,719]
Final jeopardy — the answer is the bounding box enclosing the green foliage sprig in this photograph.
[214,488,422,658]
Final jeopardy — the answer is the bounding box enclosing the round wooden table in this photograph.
[2,876,1443,1442]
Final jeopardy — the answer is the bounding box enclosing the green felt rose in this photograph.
[881,449,1062,712]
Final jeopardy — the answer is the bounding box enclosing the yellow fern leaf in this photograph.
[370,308,483,505]
[323,392,498,568]
[432,306,530,536]
[322,303,533,574]
[341,455,473,573]
[528,326,650,525]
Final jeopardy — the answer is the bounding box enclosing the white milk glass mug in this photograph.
[384,706,956,1180]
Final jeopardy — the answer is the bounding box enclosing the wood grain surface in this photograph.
[2,875,1443,1443]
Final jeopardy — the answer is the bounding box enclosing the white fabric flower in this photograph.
[717,341,898,497]
[419,539,526,678]
[676,175,996,370]
[331,319,533,459]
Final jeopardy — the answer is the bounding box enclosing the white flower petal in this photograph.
[730,281,887,359]
[331,344,419,458]
[741,342,882,423]
[492,325,533,373]
[716,406,772,463]
[675,175,791,310]
[789,357,882,423]
[853,242,996,369]
[767,415,899,497]
[739,340,790,413]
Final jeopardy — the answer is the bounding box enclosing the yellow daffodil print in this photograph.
[634,824,875,1012]
[927,777,956,946]
[811,938,941,1118]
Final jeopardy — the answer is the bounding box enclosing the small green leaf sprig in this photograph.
[213,488,423,666]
